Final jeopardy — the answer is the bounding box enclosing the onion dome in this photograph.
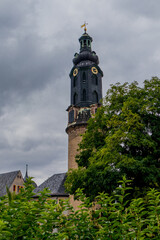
[73,32,99,66]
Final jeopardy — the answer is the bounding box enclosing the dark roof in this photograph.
[0,170,20,197]
[34,172,68,197]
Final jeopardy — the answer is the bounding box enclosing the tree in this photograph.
[65,77,160,199]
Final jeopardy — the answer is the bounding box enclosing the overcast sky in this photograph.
[0,0,160,185]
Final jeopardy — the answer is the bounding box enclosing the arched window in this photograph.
[92,75,98,85]
[73,93,78,105]
[82,89,86,101]
[82,72,86,83]
[73,77,77,87]
[95,75,98,85]
[93,91,98,103]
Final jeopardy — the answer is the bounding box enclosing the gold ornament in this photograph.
[91,67,98,74]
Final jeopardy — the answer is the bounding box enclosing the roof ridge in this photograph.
[0,170,20,176]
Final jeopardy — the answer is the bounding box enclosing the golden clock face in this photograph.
[73,68,78,76]
[91,67,98,74]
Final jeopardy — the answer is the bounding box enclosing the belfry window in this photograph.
[82,89,86,101]
[82,72,86,83]
[73,93,78,105]
[69,110,74,123]
[93,91,98,103]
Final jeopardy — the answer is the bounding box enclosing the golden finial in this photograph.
[81,21,88,33]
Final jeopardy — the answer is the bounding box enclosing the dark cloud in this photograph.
[0,0,160,185]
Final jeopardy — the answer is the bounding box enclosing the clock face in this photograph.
[91,66,98,74]
[73,68,78,76]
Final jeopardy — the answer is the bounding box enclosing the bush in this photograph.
[0,177,160,239]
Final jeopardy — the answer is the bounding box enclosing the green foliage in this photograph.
[65,77,160,199]
[1,178,160,239]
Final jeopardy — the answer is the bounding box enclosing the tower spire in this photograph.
[24,164,29,182]
[66,31,103,170]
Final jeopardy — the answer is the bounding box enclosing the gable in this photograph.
[0,170,24,197]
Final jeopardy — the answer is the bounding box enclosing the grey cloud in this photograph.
[113,1,160,19]
[0,0,160,185]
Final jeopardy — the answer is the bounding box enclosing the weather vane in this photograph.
[81,21,88,33]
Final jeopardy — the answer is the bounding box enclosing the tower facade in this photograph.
[66,30,103,170]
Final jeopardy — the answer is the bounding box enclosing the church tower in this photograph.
[66,27,103,170]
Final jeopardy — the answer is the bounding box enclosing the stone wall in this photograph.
[67,124,87,170]
[9,171,24,193]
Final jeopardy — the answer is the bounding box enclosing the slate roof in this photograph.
[0,170,20,197]
[34,172,69,197]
